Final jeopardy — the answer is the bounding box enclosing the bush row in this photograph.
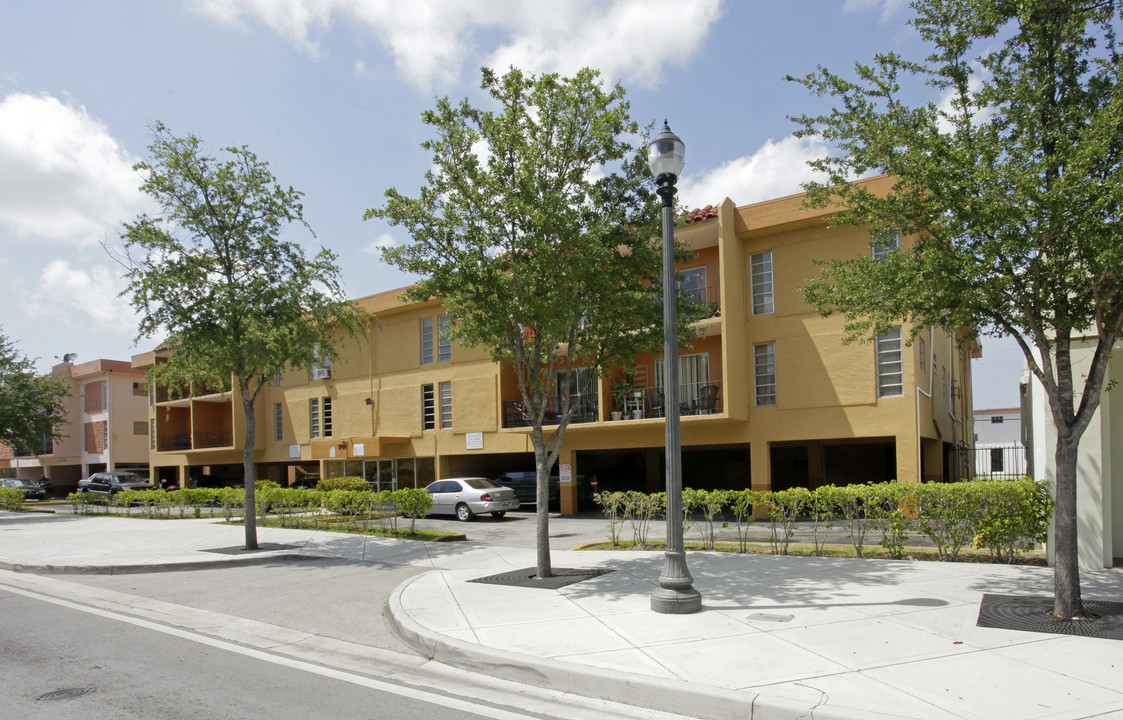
[67,484,434,532]
[594,478,1053,563]
[0,487,27,511]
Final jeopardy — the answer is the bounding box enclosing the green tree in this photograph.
[0,330,69,451]
[121,124,367,550]
[789,0,1122,619]
[368,67,698,578]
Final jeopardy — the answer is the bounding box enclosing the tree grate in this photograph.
[469,567,614,589]
[977,594,1123,639]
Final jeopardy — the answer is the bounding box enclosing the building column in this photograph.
[558,447,578,515]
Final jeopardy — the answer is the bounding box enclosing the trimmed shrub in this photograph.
[728,489,762,553]
[684,488,729,550]
[317,476,370,492]
[0,487,26,511]
[973,478,1052,562]
[762,487,809,555]
[595,491,627,547]
[394,488,433,534]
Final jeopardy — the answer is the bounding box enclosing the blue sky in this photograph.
[0,0,1022,409]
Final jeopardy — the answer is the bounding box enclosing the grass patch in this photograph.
[577,540,1047,566]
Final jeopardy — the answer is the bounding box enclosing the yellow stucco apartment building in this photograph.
[133,175,977,514]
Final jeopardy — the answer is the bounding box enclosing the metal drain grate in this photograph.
[977,594,1123,639]
[469,567,614,589]
[36,688,96,702]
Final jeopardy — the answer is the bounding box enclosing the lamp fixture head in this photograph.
[647,121,685,180]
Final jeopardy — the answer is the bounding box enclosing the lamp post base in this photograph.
[651,586,703,614]
[650,550,702,614]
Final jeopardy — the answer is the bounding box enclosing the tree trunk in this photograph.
[1051,437,1084,619]
[241,382,258,551]
[534,441,553,578]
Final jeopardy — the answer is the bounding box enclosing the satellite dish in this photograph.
[62,353,77,363]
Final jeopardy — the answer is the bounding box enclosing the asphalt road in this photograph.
[0,586,506,720]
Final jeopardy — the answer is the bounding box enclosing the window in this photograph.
[679,267,707,304]
[750,251,773,315]
[876,328,903,397]
[310,346,331,380]
[754,343,776,406]
[991,416,1004,424]
[274,402,284,441]
[422,384,435,429]
[310,398,320,439]
[274,373,283,387]
[655,353,711,410]
[321,397,332,437]
[439,381,452,428]
[990,447,1005,473]
[132,382,146,397]
[438,315,451,362]
[150,419,156,450]
[421,318,434,364]
[919,337,926,372]
[133,421,147,435]
[872,229,899,259]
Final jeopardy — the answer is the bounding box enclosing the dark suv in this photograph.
[493,472,561,508]
[83,472,153,496]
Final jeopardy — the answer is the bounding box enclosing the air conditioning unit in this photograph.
[311,367,331,381]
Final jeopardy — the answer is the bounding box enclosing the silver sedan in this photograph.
[424,477,519,521]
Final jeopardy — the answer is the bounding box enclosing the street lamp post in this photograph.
[647,122,702,614]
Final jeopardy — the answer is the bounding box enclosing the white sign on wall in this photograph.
[353,443,365,456]
[289,444,300,458]
[560,463,573,484]
[466,432,483,450]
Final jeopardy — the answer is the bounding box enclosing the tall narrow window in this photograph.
[872,228,899,259]
[274,402,284,441]
[421,318,434,364]
[750,251,773,315]
[438,315,451,362]
[150,419,156,450]
[309,345,331,380]
[439,381,452,428]
[679,267,707,305]
[754,343,777,406]
[274,373,283,387]
[876,328,903,397]
[310,398,320,439]
[321,396,333,437]
[421,384,435,429]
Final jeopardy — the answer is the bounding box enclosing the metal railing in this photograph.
[612,380,723,420]
[971,444,1028,480]
[502,393,600,428]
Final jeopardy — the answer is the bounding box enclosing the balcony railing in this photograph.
[683,282,720,319]
[194,428,234,449]
[503,393,600,428]
[612,380,723,420]
[501,380,723,428]
[157,433,192,451]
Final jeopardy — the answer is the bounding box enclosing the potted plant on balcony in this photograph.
[612,382,632,421]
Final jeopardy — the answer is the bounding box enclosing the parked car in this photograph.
[1,478,47,501]
[289,478,320,490]
[493,471,560,507]
[423,477,519,521]
[82,472,153,496]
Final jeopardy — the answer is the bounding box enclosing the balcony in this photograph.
[501,380,723,429]
[685,282,721,319]
[194,428,234,449]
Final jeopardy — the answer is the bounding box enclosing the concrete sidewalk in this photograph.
[2,511,1122,720]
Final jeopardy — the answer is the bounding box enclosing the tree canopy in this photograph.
[368,67,698,576]
[0,330,69,452]
[789,0,1123,619]
[121,123,367,548]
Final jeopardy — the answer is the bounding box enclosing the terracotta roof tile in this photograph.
[684,204,719,224]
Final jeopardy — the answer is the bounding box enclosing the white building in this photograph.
[1023,339,1123,569]
[972,407,1026,478]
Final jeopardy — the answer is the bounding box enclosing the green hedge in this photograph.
[1,487,27,511]
[596,478,1053,563]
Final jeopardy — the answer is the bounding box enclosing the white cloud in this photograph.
[0,93,147,245]
[678,135,831,210]
[188,0,722,92]
[361,232,397,256]
[26,259,140,336]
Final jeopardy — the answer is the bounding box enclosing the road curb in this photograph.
[385,572,885,720]
[0,553,309,575]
